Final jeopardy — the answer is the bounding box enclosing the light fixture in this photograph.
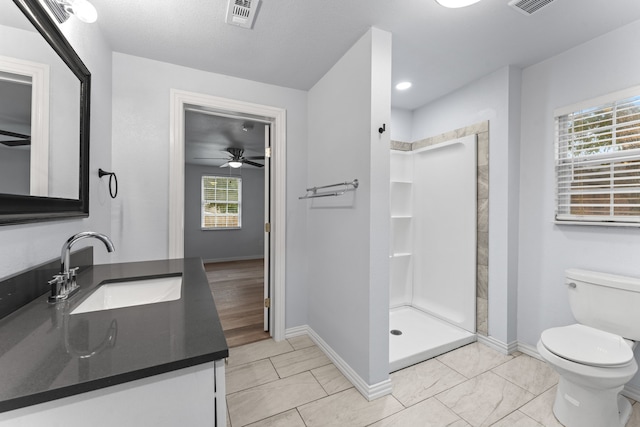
[435,0,482,8]
[395,81,412,91]
[229,161,243,168]
[43,0,98,24]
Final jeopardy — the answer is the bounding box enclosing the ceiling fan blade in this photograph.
[0,129,30,140]
[219,162,230,168]
[243,160,264,168]
[245,156,265,160]
[0,139,31,147]
[0,129,31,147]
[194,157,228,160]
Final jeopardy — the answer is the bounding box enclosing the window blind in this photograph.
[201,176,242,229]
[555,92,640,223]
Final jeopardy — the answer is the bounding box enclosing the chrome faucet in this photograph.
[48,232,115,303]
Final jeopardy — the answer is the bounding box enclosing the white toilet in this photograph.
[537,269,640,427]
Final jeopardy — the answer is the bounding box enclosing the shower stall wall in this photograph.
[389,134,477,372]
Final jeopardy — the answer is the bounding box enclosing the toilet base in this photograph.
[553,377,632,427]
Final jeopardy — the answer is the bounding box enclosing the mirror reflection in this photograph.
[0,72,31,195]
[0,2,80,201]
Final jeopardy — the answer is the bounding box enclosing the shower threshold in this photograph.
[389,305,476,372]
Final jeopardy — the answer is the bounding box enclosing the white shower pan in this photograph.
[389,306,475,372]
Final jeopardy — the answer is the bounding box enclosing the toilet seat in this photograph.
[540,324,634,367]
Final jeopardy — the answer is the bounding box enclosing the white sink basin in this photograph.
[71,274,182,315]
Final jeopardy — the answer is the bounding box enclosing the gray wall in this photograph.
[184,165,264,262]
[307,28,391,386]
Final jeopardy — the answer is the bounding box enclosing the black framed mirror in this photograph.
[0,0,90,225]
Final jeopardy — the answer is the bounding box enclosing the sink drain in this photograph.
[390,329,403,336]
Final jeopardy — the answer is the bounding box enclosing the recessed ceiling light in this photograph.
[396,81,412,91]
[435,0,482,8]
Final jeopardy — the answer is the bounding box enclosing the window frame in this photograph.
[201,175,242,230]
[554,85,640,227]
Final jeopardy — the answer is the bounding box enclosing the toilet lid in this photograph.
[541,324,634,367]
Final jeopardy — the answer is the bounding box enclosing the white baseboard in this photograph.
[477,334,518,355]
[285,326,392,401]
[516,342,545,361]
[284,325,308,339]
[623,383,640,402]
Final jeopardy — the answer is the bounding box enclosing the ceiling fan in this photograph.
[196,147,264,168]
[0,129,31,147]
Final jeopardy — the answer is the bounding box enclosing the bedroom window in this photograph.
[201,176,241,229]
[555,87,640,225]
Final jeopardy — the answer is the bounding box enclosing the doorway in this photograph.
[182,109,271,343]
[168,89,286,342]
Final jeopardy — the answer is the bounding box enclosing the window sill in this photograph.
[554,220,640,228]
[201,227,242,231]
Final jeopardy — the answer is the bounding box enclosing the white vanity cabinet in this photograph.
[0,360,226,427]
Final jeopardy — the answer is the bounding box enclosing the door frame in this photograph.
[168,89,286,342]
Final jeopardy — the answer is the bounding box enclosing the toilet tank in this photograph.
[566,269,640,341]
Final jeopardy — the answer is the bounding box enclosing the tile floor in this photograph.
[225,337,640,427]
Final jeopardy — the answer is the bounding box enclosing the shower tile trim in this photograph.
[391,120,490,337]
[390,140,412,151]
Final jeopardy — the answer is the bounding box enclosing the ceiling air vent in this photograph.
[508,0,556,15]
[225,0,260,29]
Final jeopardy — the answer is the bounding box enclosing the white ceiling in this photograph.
[7,0,640,165]
[90,0,640,111]
[83,0,640,167]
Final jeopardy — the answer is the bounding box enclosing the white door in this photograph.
[263,124,271,332]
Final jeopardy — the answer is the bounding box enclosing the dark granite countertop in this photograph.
[0,257,228,413]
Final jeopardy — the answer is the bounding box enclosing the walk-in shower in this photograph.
[389,134,477,372]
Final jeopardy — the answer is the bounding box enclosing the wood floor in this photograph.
[205,259,270,348]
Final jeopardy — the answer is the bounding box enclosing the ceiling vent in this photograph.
[225,0,260,29]
[508,0,556,15]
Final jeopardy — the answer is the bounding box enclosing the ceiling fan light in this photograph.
[435,0,482,8]
[229,161,243,168]
[60,0,98,23]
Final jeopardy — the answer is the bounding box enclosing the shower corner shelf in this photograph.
[390,154,413,307]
